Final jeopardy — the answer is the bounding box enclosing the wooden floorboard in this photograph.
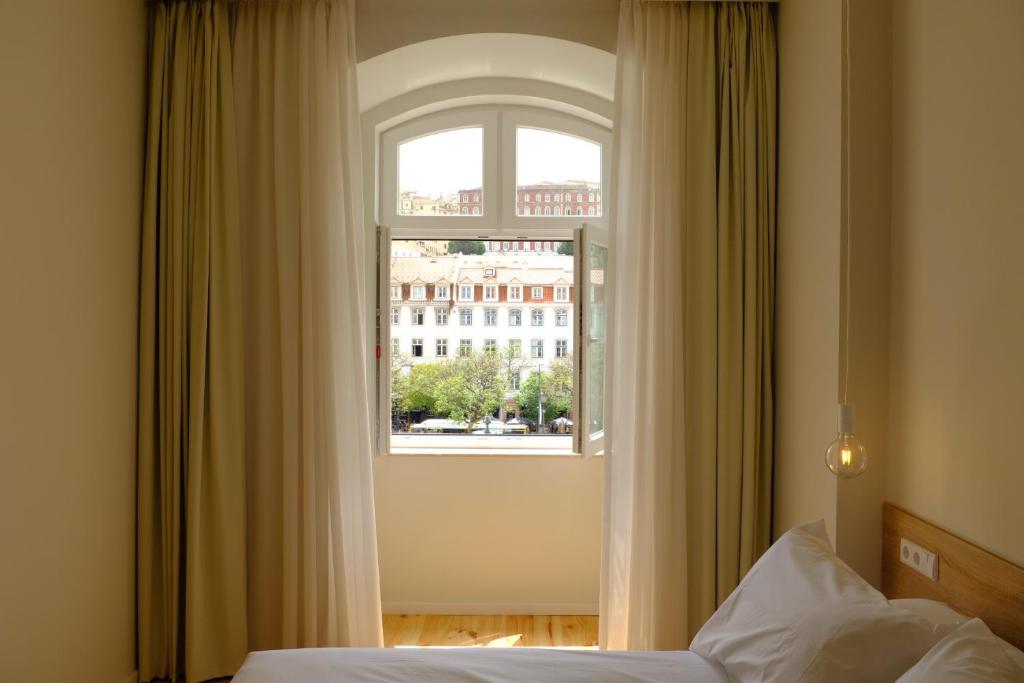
[382,615,599,648]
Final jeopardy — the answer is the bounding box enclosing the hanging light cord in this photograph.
[842,0,853,406]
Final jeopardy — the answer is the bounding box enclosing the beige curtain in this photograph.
[601,0,776,650]
[137,2,248,682]
[233,0,384,651]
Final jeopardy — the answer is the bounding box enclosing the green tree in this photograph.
[433,351,506,431]
[400,362,448,415]
[556,240,574,255]
[518,357,574,423]
[448,240,486,255]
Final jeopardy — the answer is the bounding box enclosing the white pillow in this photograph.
[690,520,949,683]
[897,618,1024,682]
[892,598,1024,669]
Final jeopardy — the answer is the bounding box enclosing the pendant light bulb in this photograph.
[825,403,867,478]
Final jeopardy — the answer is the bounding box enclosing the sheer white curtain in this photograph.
[232,0,384,650]
[602,0,776,651]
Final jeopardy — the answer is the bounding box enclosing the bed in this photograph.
[233,504,1024,683]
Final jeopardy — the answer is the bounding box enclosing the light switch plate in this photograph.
[900,537,938,581]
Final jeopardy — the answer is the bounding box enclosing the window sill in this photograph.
[385,449,582,458]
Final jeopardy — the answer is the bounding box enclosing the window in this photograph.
[392,338,399,356]
[391,307,400,325]
[379,105,609,455]
[516,127,602,218]
[397,127,482,216]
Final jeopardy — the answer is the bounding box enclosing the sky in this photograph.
[397,126,601,198]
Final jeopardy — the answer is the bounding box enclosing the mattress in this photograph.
[233,647,729,683]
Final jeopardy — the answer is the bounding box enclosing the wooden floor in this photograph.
[383,615,599,648]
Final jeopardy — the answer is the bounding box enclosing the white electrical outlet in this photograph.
[900,537,938,581]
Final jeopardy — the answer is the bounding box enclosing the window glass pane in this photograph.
[587,240,608,440]
[398,127,482,216]
[516,127,601,218]
[388,239,574,453]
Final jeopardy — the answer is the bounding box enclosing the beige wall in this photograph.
[773,0,842,544]
[355,0,619,62]
[888,0,1024,566]
[374,456,602,613]
[0,1,147,681]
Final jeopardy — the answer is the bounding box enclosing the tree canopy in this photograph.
[448,240,486,255]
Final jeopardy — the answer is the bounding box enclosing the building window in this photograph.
[509,308,522,326]
[484,308,498,326]
[508,285,522,302]
[391,307,400,325]
[435,307,448,325]
[555,308,568,327]
[436,338,448,357]
[411,307,424,325]
[412,338,424,357]
[483,339,497,354]
[391,285,402,300]
[510,371,522,391]
[435,284,449,300]
[509,338,522,358]
[459,284,474,301]
[459,308,473,326]
[554,206,562,216]
[544,206,552,215]
[587,206,595,216]
[576,193,583,202]
[411,284,426,300]
[555,339,568,358]
[392,338,399,356]
[576,207,583,216]
[472,206,481,215]
[531,339,544,359]
[531,286,544,299]
[555,285,569,302]
[531,308,544,326]
[459,339,472,357]
[483,284,498,301]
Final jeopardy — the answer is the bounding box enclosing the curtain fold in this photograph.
[601,0,776,651]
[232,0,384,651]
[138,2,248,681]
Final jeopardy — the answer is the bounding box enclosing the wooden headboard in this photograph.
[882,503,1024,650]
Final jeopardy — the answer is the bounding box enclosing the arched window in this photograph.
[576,207,583,216]
[544,206,552,215]
[554,206,562,216]
[587,206,595,216]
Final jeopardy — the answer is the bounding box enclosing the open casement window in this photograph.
[374,105,609,457]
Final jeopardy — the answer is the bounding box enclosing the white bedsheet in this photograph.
[233,647,728,683]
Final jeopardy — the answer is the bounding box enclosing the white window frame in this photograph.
[458,284,474,302]
[484,307,498,326]
[411,338,424,357]
[483,284,499,302]
[391,285,402,300]
[459,307,473,326]
[507,285,523,302]
[555,308,568,327]
[435,284,449,301]
[555,285,569,302]
[531,308,544,326]
[411,307,425,326]
[391,307,400,325]
[530,339,544,359]
[375,105,611,458]
[436,338,448,357]
[410,284,427,301]
[531,286,544,300]
[435,307,448,325]
[508,308,522,326]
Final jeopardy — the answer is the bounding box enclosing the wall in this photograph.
[772,0,843,544]
[0,1,147,681]
[888,0,1024,566]
[355,0,619,62]
[374,456,603,613]
[358,30,616,614]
